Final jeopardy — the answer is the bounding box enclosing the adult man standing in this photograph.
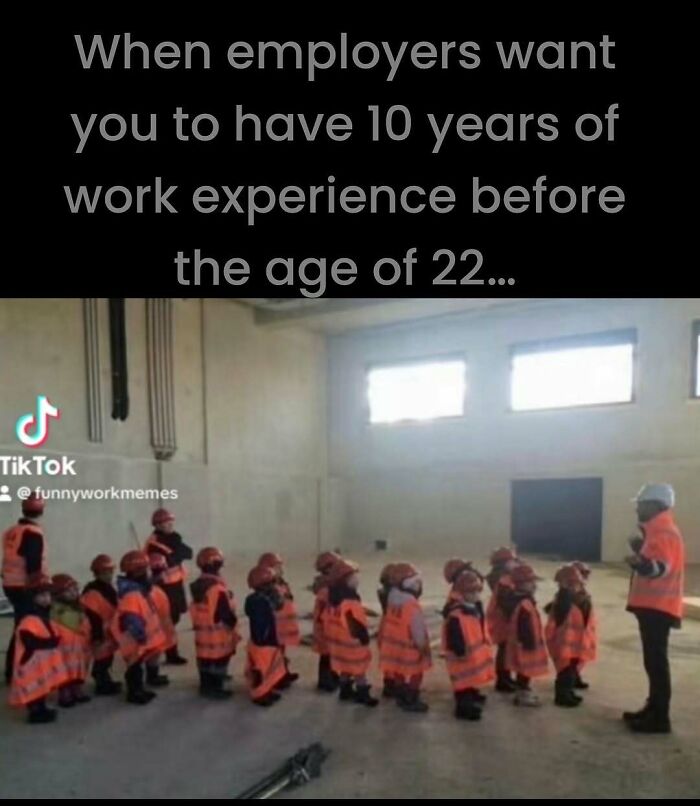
[2,492,49,683]
[144,508,192,665]
[624,483,685,734]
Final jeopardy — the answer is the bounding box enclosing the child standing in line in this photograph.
[312,551,342,692]
[442,568,493,721]
[570,561,595,690]
[81,554,121,695]
[504,563,549,706]
[144,553,174,689]
[379,562,432,713]
[485,547,520,692]
[376,562,397,698]
[257,552,300,687]
[50,573,92,708]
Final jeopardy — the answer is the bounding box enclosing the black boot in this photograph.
[472,689,487,704]
[396,686,429,713]
[382,677,397,698]
[627,710,671,734]
[555,679,582,708]
[253,691,281,707]
[353,684,379,708]
[495,673,517,692]
[27,700,57,724]
[200,673,232,700]
[146,666,170,687]
[454,690,482,721]
[317,656,339,692]
[623,700,651,722]
[574,671,589,690]
[94,674,122,696]
[126,664,156,705]
[338,679,356,702]
[165,647,188,666]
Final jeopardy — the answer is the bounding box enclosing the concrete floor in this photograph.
[1,554,699,799]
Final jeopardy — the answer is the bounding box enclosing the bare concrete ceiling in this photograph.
[239,298,541,333]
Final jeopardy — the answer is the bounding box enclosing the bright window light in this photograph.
[511,342,635,411]
[368,359,466,424]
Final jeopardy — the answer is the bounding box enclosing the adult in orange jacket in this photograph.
[624,484,685,734]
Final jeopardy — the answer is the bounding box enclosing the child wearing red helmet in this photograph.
[312,551,342,693]
[504,563,549,706]
[144,553,174,690]
[377,562,398,698]
[485,547,520,692]
[81,554,121,695]
[442,568,493,721]
[257,552,300,688]
[189,547,240,700]
[50,573,92,708]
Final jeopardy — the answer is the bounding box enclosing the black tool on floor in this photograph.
[233,743,330,799]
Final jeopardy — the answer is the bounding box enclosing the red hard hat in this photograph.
[120,550,150,575]
[327,558,359,586]
[391,562,419,586]
[27,573,53,593]
[149,552,168,572]
[490,546,516,566]
[51,573,78,595]
[511,563,539,587]
[571,560,591,579]
[90,554,115,574]
[443,558,470,584]
[554,564,584,589]
[151,508,175,527]
[315,551,341,573]
[379,562,398,586]
[454,569,483,595]
[197,546,224,569]
[248,564,276,590]
[21,492,45,516]
[258,552,283,569]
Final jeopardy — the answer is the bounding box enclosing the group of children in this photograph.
[8,535,596,725]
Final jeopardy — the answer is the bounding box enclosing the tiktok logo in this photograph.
[15,396,61,448]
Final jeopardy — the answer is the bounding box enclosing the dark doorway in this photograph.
[511,477,603,561]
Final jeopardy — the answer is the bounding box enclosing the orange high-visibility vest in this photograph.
[245,643,287,700]
[324,599,372,677]
[151,585,177,653]
[145,534,185,585]
[80,587,118,661]
[312,586,330,655]
[111,589,166,667]
[545,603,597,673]
[1,524,48,588]
[442,607,494,692]
[9,615,68,707]
[274,582,301,646]
[189,576,241,661]
[627,510,685,620]
[486,573,513,645]
[51,615,92,683]
[505,598,549,678]
[378,597,432,677]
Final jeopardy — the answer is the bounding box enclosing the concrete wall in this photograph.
[0,299,332,579]
[328,299,700,562]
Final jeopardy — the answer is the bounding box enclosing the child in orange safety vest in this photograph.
[257,552,300,687]
[504,563,549,706]
[376,562,397,698]
[442,567,494,721]
[244,564,288,707]
[378,562,432,712]
[144,553,176,690]
[485,546,520,692]
[570,560,594,691]
[112,550,167,705]
[324,558,379,707]
[8,575,67,724]
[189,546,241,700]
[81,554,121,696]
[50,573,92,708]
[544,563,597,707]
[312,551,342,693]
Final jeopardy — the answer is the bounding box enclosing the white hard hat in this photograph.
[632,483,675,509]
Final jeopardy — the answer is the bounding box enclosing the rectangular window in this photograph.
[692,320,700,398]
[367,358,466,424]
[510,329,636,412]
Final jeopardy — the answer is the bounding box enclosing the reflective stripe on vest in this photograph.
[112,589,166,666]
[274,584,301,646]
[246,643,287,700]
[544,604,597,672]
[9,615,68,707]
[442,609,494,691]
[52,619,91,682]
[189,577,240,660]
[2,524,48,588]
[80,588,118,660]
[505,598,549,678]
[378,599,431,675]
[324,599,372,677]
[627,513,685,619]
[145,535,185,585]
